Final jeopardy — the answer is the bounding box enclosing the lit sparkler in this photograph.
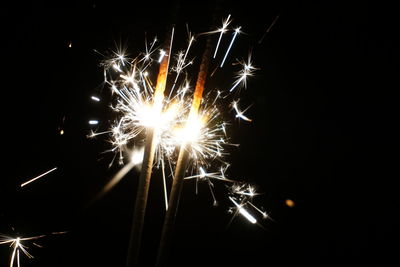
[91,21,255,190]
[90,14,261,267]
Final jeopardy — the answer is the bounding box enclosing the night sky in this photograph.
[0,1,397,267]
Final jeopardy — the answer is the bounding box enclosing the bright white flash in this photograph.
[89,120,99,125]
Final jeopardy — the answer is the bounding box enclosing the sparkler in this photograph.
[125,27,174,267]
[90,12,260,267]
[156,22,215,266]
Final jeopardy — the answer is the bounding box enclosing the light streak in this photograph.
[170,34,194,95]
[91,96,100,102]
[229,197,257,224]
[20,167,58,187]
[213,15,231,58]
[258,14,280,44]
[232,100,252,122]
[0,234,45,267]
[89,120,99,125]
[229,56,256,92]
[220,27,241,67]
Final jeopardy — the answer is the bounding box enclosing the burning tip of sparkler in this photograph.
[173,114,205,145]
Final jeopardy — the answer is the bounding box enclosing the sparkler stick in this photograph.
[125,28,173,267]
[156,27,214,267]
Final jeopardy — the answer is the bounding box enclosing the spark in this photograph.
[89,120,99,125]
[0,234,45,267]
[232,100,252,122]
[20,167,58,187]
[228,183,268,221]
[229,56,257,92]
[258,14,280,44]
[229,197,257,224]
[285,199,295,207]
[91,96,100,102]
[213,14,231,58]
[220,27,241,67]
[170,34,195,95]
[161,159,169,211]
[184,166,236,183]
[141,35,158,63]
[113,63,122,72]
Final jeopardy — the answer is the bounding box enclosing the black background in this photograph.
[0,1,397,266]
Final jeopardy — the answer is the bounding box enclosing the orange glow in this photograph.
[285,199,295,207]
